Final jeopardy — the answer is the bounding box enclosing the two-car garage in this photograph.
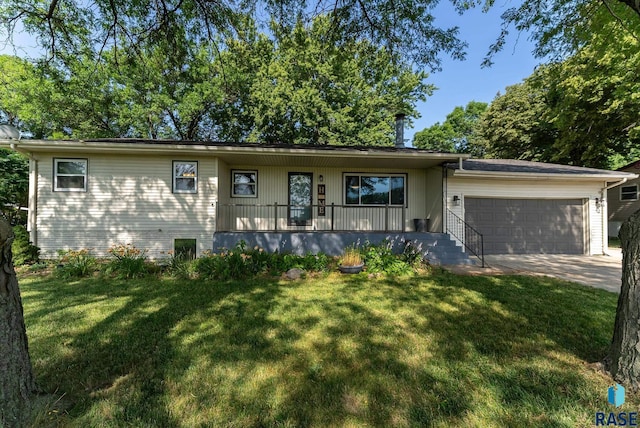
[444,159,637,256]
[463,197,586,255]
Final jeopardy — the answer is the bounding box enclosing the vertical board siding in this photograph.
[218,165,439,232]
[447,175,606,255]
[36,153,218,258]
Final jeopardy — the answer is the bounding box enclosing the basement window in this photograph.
[54,158,87,192]
[620,185,638,201]
[174,239,196,260]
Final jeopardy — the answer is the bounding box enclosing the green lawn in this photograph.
[19,269,633,427]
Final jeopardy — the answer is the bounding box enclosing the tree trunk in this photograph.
[0,219,36,427]
[607,209,640,389]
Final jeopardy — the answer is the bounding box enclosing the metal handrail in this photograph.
[446,209,485,267]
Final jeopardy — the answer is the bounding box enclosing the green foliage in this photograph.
[56,249,97,279]
[105,243,148,279]
[0,148,28,225]
[194,241,330,280]
[361,240,417,276]
[0,15,432,144]
[165,253,197,279]
[0,0,469,73]
[413,101,487,155]
[247,17,432,145]
[476,77,557,163]
[479,24,640,169]
[11,225,39,265]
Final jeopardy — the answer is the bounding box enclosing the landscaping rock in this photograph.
[285,268,305,280]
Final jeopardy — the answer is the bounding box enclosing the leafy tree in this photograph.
[475,75,557,162]
[478,20,640,169]
[247,17,431,145]
[540,25,640,169]
[1,16,430,144]
[0,55,58,138]
[0,149,28,226]
[0,0,467,71]
[413,101,487,153]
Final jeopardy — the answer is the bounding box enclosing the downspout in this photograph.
[9,143,38,246]
[600,178,628,255]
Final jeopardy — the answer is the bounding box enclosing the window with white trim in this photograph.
[173,161,198,193]
[54,158,87,191]
[621,185,638,201]
[232,170,257,197]
[344,174,406,206]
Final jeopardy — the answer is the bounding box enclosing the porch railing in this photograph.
[215,202,406,232]
[446,208,485,267]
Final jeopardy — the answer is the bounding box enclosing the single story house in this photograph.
[608,159,640,237]
[1,138,636,263]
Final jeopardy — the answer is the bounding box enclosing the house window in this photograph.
[621,185,638,201]
[54,158,87,191]
[232,170,257,197]
[174,239,196,260]
[344,174,406,206]
[173,161,197,193]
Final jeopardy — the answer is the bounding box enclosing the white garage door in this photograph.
[464,198,585,255]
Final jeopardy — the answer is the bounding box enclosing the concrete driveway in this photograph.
[483,249,623,293]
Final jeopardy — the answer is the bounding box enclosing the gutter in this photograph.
[452,169,634,181]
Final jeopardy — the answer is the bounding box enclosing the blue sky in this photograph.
[407,2,541,142]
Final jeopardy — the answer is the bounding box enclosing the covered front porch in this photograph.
[212,147,466,235]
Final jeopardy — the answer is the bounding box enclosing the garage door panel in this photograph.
[464,198,584,255]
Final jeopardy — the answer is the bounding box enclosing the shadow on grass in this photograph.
[19,270,619,426]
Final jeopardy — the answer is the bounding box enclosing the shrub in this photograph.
[56,249,97,279]
[362,240,413,276]
[193,241,330,280]
[105,243,148,279]
[11,225,39,265]
[165,251,197,279]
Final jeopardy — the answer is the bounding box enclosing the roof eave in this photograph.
[0,139,471,161]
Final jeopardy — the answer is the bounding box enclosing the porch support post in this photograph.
[274,202,278,232]
[385,204,389,232]
[331,203,335,231]
[402,206,406,232]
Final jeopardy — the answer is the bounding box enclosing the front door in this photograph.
[288,172,313,226]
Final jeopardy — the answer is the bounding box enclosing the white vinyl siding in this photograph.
[216,165,441,232]
[36,154,218,258]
